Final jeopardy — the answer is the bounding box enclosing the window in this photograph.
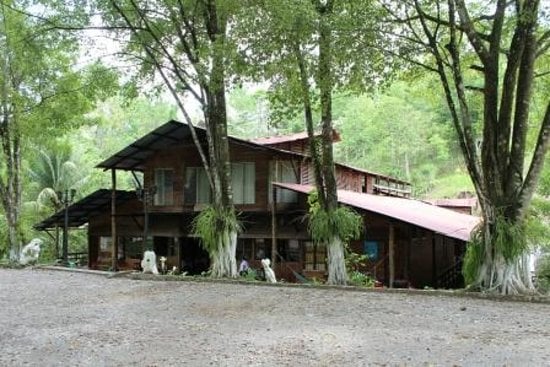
[184,163,255,205]
[184,167,211,204]
[154,169,174,206]
[269,161,298,203]
[304,241,326,271]
[232,162,255,204]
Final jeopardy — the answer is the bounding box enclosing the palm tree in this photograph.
[27,144,88,258]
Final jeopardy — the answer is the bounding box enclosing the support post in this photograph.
[111,169,118,271]
[271,181,278,267]
[432,233,437,288]
[388,222,395,288]
[62,199,69,264]
[58,188,76,265]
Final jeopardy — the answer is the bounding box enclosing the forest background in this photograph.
[0,0,549,279]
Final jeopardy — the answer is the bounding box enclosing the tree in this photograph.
[383,0,550,293]
[100,0,243,277]
[0,0,116,259]
[26,142,88,258]
[239,0,388,284]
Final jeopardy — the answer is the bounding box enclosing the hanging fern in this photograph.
[307,191,362,245]
[463,213,528,287]
[191,205,241,255]
[493,215,527,262]
[462,229,483,286]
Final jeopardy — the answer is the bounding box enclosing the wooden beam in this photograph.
[111,169,118,272]
[271,161,278,266]
[388,222,395,288]
[432,233,437,289]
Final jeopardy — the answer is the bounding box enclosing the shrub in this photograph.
[535,255,550,294]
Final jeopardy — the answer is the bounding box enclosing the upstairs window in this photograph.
[184,167,211,204]
[184,163,255,205]
[154,168,174,206]
[269,161,299,203]
[232,162,255,204]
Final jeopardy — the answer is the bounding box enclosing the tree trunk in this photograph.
[201,3,237,278]
[472,207,534,295]
[327,236,347,285]
[209,226,238,277]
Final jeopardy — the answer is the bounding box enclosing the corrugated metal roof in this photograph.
[251,129,341,145]
[424,198,478,208]
[34,189,136,230]
[274,183,480,241]
[96,120,301,171]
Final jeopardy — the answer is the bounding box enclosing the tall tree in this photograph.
[240,0,387,284]
[383,0,550,293]
[100,0,242,277]
[0,0,116,259]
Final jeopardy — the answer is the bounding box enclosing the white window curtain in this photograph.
[184,167,211,204]
[154,169,174,205]
[269,161,298,203]
[232,162,255,204]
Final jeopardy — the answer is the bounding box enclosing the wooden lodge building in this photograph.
[35,120,479,289]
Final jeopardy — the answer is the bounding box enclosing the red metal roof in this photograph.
[251,130,341,145]
[424,198,478,208]
[274,183,480,242]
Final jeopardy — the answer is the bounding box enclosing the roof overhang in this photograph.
[274,183,480,242]
[34,189,136,230]
[96,120,305,172]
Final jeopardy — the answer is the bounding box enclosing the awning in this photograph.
[34,189,136,230]
[274,183,480,242]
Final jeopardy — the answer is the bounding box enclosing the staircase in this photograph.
[437,259,464,289]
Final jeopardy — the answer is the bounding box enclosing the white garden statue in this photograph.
[261,258,277,283]
[19,238,43,265]
[141,250,159,275]
[159,256,167,274]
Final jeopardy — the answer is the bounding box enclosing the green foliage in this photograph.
[347,270,375,288]
[526,197,550,249]
[191,206,241,255]
[463,215,528,286]
[242,268,258,282]
[334,79,461,196]
[307,191,362,245]
[463,233,483,286]
[345,249,368,273]
[0,214,6,259]
[237,0,393,124]
[535,255,550,294]
[345,249,374,287]
[493,216,527,262]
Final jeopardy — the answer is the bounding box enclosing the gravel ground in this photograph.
[1,269,549,366]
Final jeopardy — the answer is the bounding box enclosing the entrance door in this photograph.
[180,237,210,275]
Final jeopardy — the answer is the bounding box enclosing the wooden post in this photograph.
[432,233,437,288]
[271,179,278,268]
[388,222,395,288]
[111,169,118,272]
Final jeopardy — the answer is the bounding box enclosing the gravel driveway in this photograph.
[1,268,549,366]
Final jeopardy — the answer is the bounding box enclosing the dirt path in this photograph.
[1,269,549,366]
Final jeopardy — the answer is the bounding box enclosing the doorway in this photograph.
[180,237,210,275]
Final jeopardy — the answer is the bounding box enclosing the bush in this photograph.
[348,270,375,287]
[535,255,550,294]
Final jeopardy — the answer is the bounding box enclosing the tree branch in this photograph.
[454,0,490,64]
[518,102,550,219]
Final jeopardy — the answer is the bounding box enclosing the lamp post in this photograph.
[136,186,156,252]
[57,189,76,265]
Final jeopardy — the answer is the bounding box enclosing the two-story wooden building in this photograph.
[35,120,479,288]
